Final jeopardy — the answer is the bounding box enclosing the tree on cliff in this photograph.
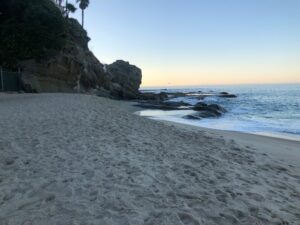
[76,0,89,28]
[58,0,63,7]
[65,2,77,18]
[0,0,66,67]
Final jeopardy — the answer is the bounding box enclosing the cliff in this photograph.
[0,0,142,99]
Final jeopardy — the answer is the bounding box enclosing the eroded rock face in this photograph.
[20,50,110,93]
[19,19,142,99]
[20,19,109,93]
[106,60,142,99]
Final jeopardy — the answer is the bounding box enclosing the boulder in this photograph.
[219,93,237,98]
[139,92,168,102]
[193,102,208,110]
[184,103,227,119]
[163,101,191,107]
[106,60,142,99]
[183,111,222,119]
[194,103,226,114]
[196,95,206,100]
[206,104,227,113]
[135,101,192,110]
[219,92,229,95]
[167,92,188,98]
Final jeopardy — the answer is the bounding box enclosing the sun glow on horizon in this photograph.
[73,0,300,87]
[140,72,300,87]
[139,59,300,87]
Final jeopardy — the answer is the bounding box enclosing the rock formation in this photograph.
[1,0,142,99]
[106,60,142,99]
[20,19,142,99]
[184,103,227,119]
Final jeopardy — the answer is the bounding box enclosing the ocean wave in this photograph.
[139,84,300,140]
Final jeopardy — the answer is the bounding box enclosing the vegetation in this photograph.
[0,0,84,68]
[65,3,77,18]
[76,0,90,28]
[0,0,67,67]
[0,0,90,68]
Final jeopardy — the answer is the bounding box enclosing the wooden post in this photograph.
[0,67,4,91]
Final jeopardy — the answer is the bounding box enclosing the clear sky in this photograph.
[71,0,300,87]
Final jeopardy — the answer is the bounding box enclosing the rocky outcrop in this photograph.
[135,101,192,110]
[1,0,143,97]
[184,103,227,119]
[106,60,142,99]
[19,19,142,99]
[218,92,237,98]
[20,40,110,93]
[139,92,169,102]
[193,102,226,113]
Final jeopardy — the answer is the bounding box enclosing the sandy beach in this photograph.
[0,93,299,225]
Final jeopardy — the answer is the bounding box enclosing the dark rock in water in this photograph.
[220,92,229,95]
[139,92,168,102]
[193,102,208,110]
[163,101,192,107]
[196,95,206,100]
[158,92,169,100]
[183,114,201,120]
[167,92,188,98]
[183,110,222,119]
[184,103,227,119]
[135,100,192,110]
[193,102,226,113]
[207,104,227,113]
[135,103,182,110]
[219,93,237,98]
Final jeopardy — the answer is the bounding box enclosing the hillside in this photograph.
[0,0,142,99]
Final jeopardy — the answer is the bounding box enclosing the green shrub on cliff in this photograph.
[0,0,66,67]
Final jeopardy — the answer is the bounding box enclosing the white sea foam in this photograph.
[139,84,300,141]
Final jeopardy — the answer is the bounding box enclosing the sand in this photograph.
[0,93,299,225]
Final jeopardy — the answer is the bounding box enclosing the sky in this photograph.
[71,0,300,87]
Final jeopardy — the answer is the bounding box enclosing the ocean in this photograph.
[138,84,300,141]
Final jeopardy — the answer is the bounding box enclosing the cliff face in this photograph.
[20,19,142,99]
[1,0,142,99]
[20,19,109,93]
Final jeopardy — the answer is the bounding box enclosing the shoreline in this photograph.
[132,108,300,170]
[252,131,300,142]
[137,84,300,144]
[135,109,300,142]
[1,93,299,224]
[156,119,300,170]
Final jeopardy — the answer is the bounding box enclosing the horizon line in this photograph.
[140,82,300,89]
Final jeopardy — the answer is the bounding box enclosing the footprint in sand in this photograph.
[246,192,265,202]
[4,158,15,165]
[178,212,201,225]
[219,213,239,224]
[214,189,228,203]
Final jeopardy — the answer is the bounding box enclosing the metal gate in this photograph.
[0,67,21,92]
